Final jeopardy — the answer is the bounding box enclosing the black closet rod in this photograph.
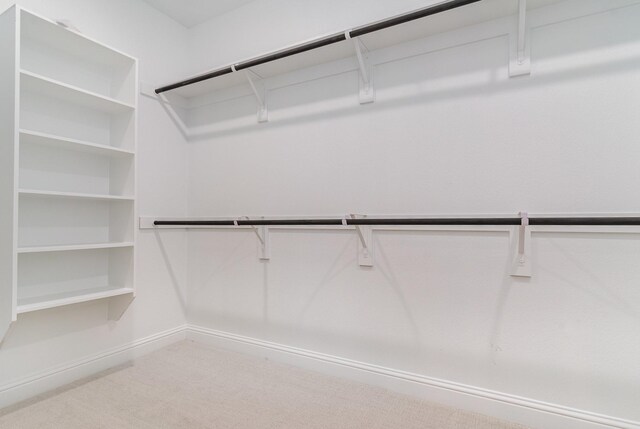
[154,217,640,227]
[155,0,482,94]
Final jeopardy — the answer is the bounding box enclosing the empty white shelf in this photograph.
[20,129,134,157]
[19,189,135,201]
[20,70,135,113]
[18,242,135,254]
[17,287,134,314]
[20,8,135,72]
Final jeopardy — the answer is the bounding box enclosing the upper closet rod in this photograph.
[155,0,482,94]
[154,217,640,227]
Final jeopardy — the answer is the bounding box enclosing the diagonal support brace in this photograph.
[240,217,270,260]
[509,0,531,77]
[354,39,370,89]
[350,214,374,267]
[235,66,268,122]
[346,32,375,104]
[511,211,532,277]
[256,225,270,260]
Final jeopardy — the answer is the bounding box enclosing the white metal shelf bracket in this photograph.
[350,214,374,267]
[346,32,375,104]
[511,211,532,277]
[235,66,268,123]
[257,226,270,260]
[509,0,531,77]
[240,218,270,260]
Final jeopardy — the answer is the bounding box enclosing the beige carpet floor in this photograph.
[0,340,529,429]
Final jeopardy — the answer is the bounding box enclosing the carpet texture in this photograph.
[0,340,529,429]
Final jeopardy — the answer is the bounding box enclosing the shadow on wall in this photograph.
[190,229,512,356]
[187,303,640,410]
[151,230,188,314]
[535,233,640,322]
[186,226,640,416]
[1,302,108,348]
[186,56,640,142]
[189,229,640,346]
[0,298,135,386]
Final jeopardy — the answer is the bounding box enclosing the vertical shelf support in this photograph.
[256,225,270,260]
[511,211,532,277]
[350,214,374,267]
[237,66,268,123]
[509,0,531,77]
[0,5,18,344]
[346,32,375,104]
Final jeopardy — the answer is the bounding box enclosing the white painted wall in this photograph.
[0,0,639,427]
[0,0,190,400]
[185,0,640,425]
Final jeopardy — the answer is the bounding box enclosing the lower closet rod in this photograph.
[153,217,640,227]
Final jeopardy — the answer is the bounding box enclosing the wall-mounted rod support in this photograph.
[349,214,367,248]
[353,39,370,87]
[512,212,532,277]
[154,0,481,94]
[354,224,369,248]
[350,214,374,267]
[244,70,264,108]
[153,216,640,227]
[518,211,528,260]
[240,217,270,260]
[240,68,268,122]
[242,217,265,245]
[517,0,527,63]
[509,0,530,76]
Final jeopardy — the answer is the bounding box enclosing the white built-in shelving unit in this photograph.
[0,6,137,340]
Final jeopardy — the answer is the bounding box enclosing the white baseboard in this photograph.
[186,325,640,429]
[2,324,637,429]
[0,325,187,409]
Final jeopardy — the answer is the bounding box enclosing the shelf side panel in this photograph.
[0,5,18,339]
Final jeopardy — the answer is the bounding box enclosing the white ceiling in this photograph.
[146,0,564,30]
[143,0,255,28]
